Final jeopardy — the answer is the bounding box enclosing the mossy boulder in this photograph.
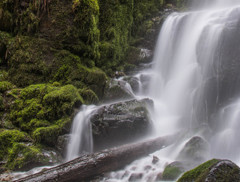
[177,136,210,163]
[0,81,15,93]
[91,98,153,151]
[6,143,61,171]
[177,159,240,182]
[162,161,186,180]
[9,84,82,146]
[0,129,30,161]
[79,88,99,105]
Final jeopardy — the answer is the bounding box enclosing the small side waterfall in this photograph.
[66,105,97,161]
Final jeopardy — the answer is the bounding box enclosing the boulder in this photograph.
[91,98,153,151]
[161,161,186,181]
[177,159,240,182]
[103,79,135,102]
[56,134,71,156]
[177,136,209,163]
[129,173,143,181]
[6,143,62,171]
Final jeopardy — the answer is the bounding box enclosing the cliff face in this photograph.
[0,0,180,172]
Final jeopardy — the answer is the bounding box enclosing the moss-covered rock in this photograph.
[9,84,82,143]
[0,81,15,93]
[0,129,30,161]
[162,161,185,180]
[6,143,61,171]
[177,159,240,182]
[79,88,99,105]
[177,136,209,162]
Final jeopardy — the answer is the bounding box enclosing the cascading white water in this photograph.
[100,1,240,181]
[66,105,97,161]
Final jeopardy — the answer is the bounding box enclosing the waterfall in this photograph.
[66,105,97,161]
[65,0,240,180]
[99,1,240,181]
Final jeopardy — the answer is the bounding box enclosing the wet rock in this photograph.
[103,79,134,102]
[56,134,71,156]
[122,170,130,178]
[129,173,143,181]
[177,136,209,163]
[177,159,240,182]
[152,155,159,164]
[155,172,163,181]
[91,98,153,151]
[123,76,140,93]
[144,165,152,171]
[162,161,186,181]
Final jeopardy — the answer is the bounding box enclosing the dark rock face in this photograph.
[205,160,240,182]
[56,134,71,156]
[129,173,143,181]
[177,136,209,162]
[178,159,240,182]
[91,98,153,151]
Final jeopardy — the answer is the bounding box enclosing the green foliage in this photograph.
[177,159,219,182]
[0,129,28,160]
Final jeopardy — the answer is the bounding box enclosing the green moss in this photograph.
[0,129,29,160]
[10,84,83,132]
[6,143,60,171]
[0,94,3,111]
[79,88,99,104]
[6,143,41,170]
[32,125,60,146]
[43,84,84,117]
[162,166,183,180]
[0,71,8,81]
[0,81,15,93]
[177,159,219,182]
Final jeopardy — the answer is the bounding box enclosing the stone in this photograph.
[129,173,143,181]
[177,136,209,163]
[178,159,240,182]
[103,79,134,102]
[152,155,159,164]
[56,134,71,156]
[91,98,153,151]
[162,161,186,181]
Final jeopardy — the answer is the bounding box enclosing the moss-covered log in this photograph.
[15,134,178,182]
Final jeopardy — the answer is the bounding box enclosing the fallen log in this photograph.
[15,134,178,182]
